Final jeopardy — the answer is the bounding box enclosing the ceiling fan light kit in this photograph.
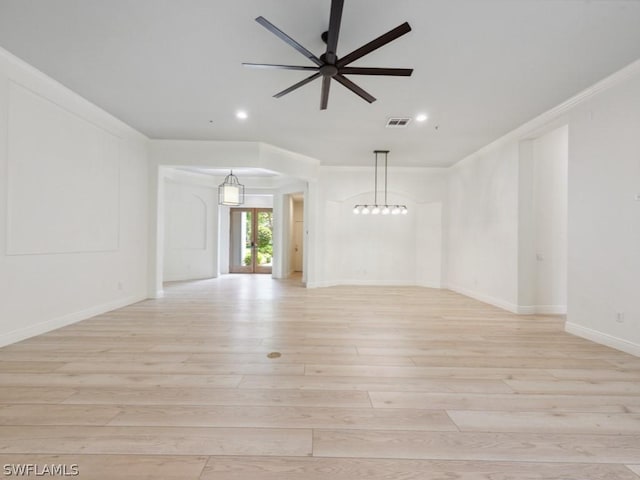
[243,0,413,110]
[353,150,407,216]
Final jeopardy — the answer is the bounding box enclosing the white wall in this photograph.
[565,69,640,355]
[446,143,520,311]
[283,196,295,277]
[517,125,569,314]
[532,126,568,312]
[310,167,447,287]
[292,199,304,273]
[0,48,149,346]
[274,183,308,281]
[446,59,640,355]
[163,180,217,282]
[2,42,627,355]
[148,140,319,295]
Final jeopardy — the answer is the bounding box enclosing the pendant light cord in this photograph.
[384,151,388,205]
[353,150,406,215]
[373,151,378,205]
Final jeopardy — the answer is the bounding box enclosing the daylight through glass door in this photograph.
[229,208,273,274]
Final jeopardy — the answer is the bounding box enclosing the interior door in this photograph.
[229,208,273,274]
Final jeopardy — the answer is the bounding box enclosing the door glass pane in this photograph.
[244,211,253,266]
[256,211,273,267]
[230,210,253,272]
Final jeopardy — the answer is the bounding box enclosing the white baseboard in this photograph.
[445,284,566,315]
[446,283,520,313]
[306,280,333,289]
[517,305,567,315]
[0,294,147,348]
[307,279,430,289]
[517,306,537,314]
[163,274,216,282]
[307,281,564,317]
[565,322,640,357]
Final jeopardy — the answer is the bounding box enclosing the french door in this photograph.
[229,208,273,274]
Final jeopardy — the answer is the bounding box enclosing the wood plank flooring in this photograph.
[1,274,640,479]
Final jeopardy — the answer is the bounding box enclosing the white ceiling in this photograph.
[1,0,640,167]
[177,167,280,178]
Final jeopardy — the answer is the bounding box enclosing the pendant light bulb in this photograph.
[352,150,407,217]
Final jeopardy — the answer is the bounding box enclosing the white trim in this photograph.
[517,305,567,315]
[305,281,563,315]
[307,279,420,288]
[517,306,537,315]
[0,295,146,348]
[446,284,519,313]
[566,322,640,358]
[0,46,147,143]
[306,280,441,289]
[452,57,640,168]
[534,305,566,315]
[306,280,334,289]
[163,274,218,283]
[444,284,566,315]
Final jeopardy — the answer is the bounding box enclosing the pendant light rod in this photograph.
[373,151,378,205]
[384,151,388,205]
[373,150,389,206]
[353,150,405,216]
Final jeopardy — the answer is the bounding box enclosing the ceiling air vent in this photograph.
[386,117,412,128]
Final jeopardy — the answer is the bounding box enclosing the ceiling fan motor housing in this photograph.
[243,0,413,109]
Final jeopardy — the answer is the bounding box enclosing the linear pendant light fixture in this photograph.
[353,150,407,215]
[218,170,245,206]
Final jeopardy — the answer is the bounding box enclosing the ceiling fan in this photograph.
[242,0,413,110]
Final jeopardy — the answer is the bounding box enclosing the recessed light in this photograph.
[416,113,428,122]
[236,110,248,120]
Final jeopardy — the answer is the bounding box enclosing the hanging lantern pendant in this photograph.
[218,170,245,206]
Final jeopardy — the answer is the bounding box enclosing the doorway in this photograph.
[518,124,568,314]
[293,220,304,272]
[286,193,304,278]
[229,208,273,274]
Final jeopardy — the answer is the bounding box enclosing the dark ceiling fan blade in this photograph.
[320,75,332,110]
[255,16,323,66]
[339,67,413,76]
[337,22,412,68]
[334,74,376,103]
[273,72,322,98]
[243,63,319,71]
[325,0,345,64]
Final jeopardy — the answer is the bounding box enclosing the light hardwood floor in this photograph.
[1,274,639,479]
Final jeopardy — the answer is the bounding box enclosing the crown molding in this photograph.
[453,57,640,167]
